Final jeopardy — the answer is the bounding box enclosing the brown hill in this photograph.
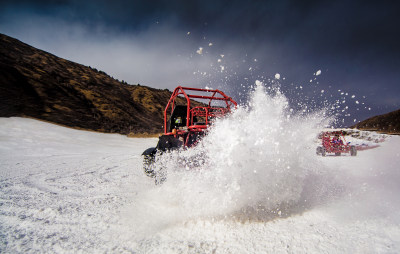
[0,33,187,135]
[352,109,400,134]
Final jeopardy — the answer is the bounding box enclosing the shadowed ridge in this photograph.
[0,33,184,135]
[352,109,400,134]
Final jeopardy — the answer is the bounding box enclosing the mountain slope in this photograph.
[352,109,400,134]
[0,33,179,135]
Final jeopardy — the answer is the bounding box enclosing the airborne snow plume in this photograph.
[124,81,330,235]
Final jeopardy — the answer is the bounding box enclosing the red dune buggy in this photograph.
[316,131,357,156]
[142,86,237,181]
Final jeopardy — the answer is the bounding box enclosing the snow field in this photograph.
[0,117,156,252]
[1,83,400,253]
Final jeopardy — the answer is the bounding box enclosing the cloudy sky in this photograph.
[1,0,399,125]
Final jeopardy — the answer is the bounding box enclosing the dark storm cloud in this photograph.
[1,0,399,125]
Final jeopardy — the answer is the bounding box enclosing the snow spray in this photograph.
[125,80,331,235]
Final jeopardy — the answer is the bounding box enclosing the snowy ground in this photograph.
[1,117,400,253]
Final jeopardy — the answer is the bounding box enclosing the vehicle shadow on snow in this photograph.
[230,172,347,223]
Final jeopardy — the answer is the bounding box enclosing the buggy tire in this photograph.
[350,145,357,156]
[142,147,157,178]
[321,148,326,157]
[143,154,156,178]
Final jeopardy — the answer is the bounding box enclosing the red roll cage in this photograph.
[321,131,351,153]
[164,86,237,135]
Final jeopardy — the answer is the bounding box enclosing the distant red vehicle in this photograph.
[142,86,237,182]
[316,131,357,156]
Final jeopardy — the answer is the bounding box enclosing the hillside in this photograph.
[0,33,183,135]
[352,109,400,134]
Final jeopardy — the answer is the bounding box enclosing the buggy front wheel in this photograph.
[350,146,357,156]
[143,154,156,177]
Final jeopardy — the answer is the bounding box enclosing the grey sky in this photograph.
[1,0,399,126]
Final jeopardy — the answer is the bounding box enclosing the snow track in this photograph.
[0,118,154,252]
[1,117,400,253]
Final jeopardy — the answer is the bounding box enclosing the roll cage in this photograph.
[164,86,237,136]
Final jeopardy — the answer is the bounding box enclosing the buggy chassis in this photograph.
[316,131,357,156]
[142,86,237,179]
